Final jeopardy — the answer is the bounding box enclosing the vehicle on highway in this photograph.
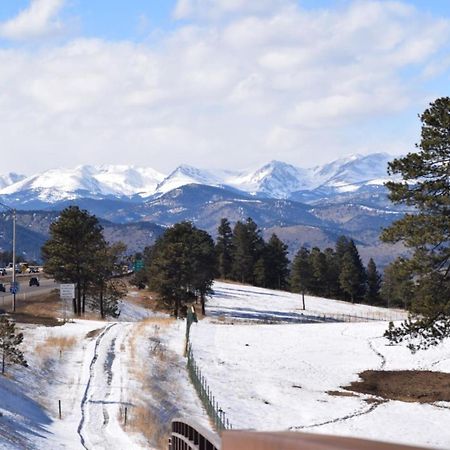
[29,277,40,287]
[0,283,5,292]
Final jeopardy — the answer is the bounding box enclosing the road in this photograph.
[0,276,57,309]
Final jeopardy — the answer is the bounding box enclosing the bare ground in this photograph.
[344,370,450,403]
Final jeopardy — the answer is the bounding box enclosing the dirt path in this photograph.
[77,322,136,450]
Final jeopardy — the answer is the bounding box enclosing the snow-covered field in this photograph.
[189,281,450,449]
[0,294,208,449]
[1,281,449,449]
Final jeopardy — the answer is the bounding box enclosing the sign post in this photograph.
[60,284,75,322]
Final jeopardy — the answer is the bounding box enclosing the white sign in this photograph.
[60,283,75,299]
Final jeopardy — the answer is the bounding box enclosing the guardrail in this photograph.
[169,420,430,450]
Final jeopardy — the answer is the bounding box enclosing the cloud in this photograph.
[0,1,448,174]
[0,0,65,40]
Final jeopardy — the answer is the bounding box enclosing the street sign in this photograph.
[60,283,75,299]
[133,259,144,272]
[9,281,19,294]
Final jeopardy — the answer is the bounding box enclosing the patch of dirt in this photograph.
[327,390,359,398]
[8,312,62,327]
[344,370,450,403]
[86,328,103,339]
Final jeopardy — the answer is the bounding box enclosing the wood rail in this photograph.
[169,419,433,450]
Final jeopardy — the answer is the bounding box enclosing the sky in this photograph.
[0,0,449,175]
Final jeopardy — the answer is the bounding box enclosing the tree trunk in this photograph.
[302,291,305,310]
[2,349,5,374]
[73,298,77,315]
[76,281,82,316]
[201,293,206,316]
[174,297,179,318]
[100,284,104,319]
[82,285,86,314]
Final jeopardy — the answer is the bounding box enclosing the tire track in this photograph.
[290,400,384,431]
[77,323,116,449]
[291,334,387,431]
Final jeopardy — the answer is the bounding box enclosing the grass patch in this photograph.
[34,335,77,359]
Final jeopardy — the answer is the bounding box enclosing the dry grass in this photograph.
[125,317,179,449]
[34,335,77,359]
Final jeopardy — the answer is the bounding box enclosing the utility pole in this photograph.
[12,208,16,312]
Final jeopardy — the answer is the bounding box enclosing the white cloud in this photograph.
[0,1,448,174]
[0,0,65,40]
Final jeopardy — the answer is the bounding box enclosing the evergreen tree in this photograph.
[380,258,414,309]
[324,248,341,298]
[89,242,128,319]
[310,247,328,296]
[290,247,312,309]
[346,240,367,300]
[216,218,233,279]
[42,206,106,315]
[147,222,216,317]
[231,218,264,284]
[264,234,290,289]
[365,258,382,305]
[339,252,362,303]
[0,316,27,374]
[382,97,450,350]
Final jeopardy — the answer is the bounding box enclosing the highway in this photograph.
[0,276,57,310]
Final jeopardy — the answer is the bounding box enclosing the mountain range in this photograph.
[0,153,407,267]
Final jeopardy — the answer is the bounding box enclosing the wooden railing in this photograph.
[169,419,432,450]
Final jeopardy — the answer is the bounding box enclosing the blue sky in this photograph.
[0,0,449,174]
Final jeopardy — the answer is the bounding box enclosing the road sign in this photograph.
[10,281,19,294]
[133,259,144,272]
[60,283,75,299]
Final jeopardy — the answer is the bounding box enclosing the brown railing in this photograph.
[169,419,432,450]
[169,418,221,450]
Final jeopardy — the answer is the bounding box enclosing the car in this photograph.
[29,277,40,287]
[0,283,5,292]
[0,269,6,276]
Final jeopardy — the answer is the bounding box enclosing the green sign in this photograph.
[133,260,144,272]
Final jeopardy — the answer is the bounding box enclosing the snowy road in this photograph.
[77,323,135,450]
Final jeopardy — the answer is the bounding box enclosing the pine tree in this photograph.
[231,218,264,284]
[147,222,216,317]
[380,258,414,309]
[310,247,328,296]
[365,258,382,305]
[0,316,27,374]
[42,206,106,315]
[290,247,312,309]
[346,240,367,301]
[216,218,233,279]
[339,252,362,303]
[381,97,450,350]
[264,234,290,290]
[324,248,341,298]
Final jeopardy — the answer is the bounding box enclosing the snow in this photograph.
[188,281,450,449]
[0,152,399,203]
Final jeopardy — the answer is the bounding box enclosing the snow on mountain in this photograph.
[0,172,26,189]
[0,153,396,205]
[0,165,166,202]
[312,153,394,190]
[91,165,165,197]
[225,160,312,198]
[154,164,225,196]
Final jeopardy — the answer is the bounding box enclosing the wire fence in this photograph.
[303,310,407,323]
[186,343,232,433]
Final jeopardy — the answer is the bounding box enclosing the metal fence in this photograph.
[186,344,232,432]
[304,310,407,323]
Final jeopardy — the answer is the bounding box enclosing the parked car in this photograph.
[0,283,5,292]
[29,277,40,287]
[0,269,6,276]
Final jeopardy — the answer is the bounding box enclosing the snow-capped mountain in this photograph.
[0,152,397,207]
[225,160,312,198]
[154,165,225,196]
[0,172,26,190]
[0,165,165,204]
